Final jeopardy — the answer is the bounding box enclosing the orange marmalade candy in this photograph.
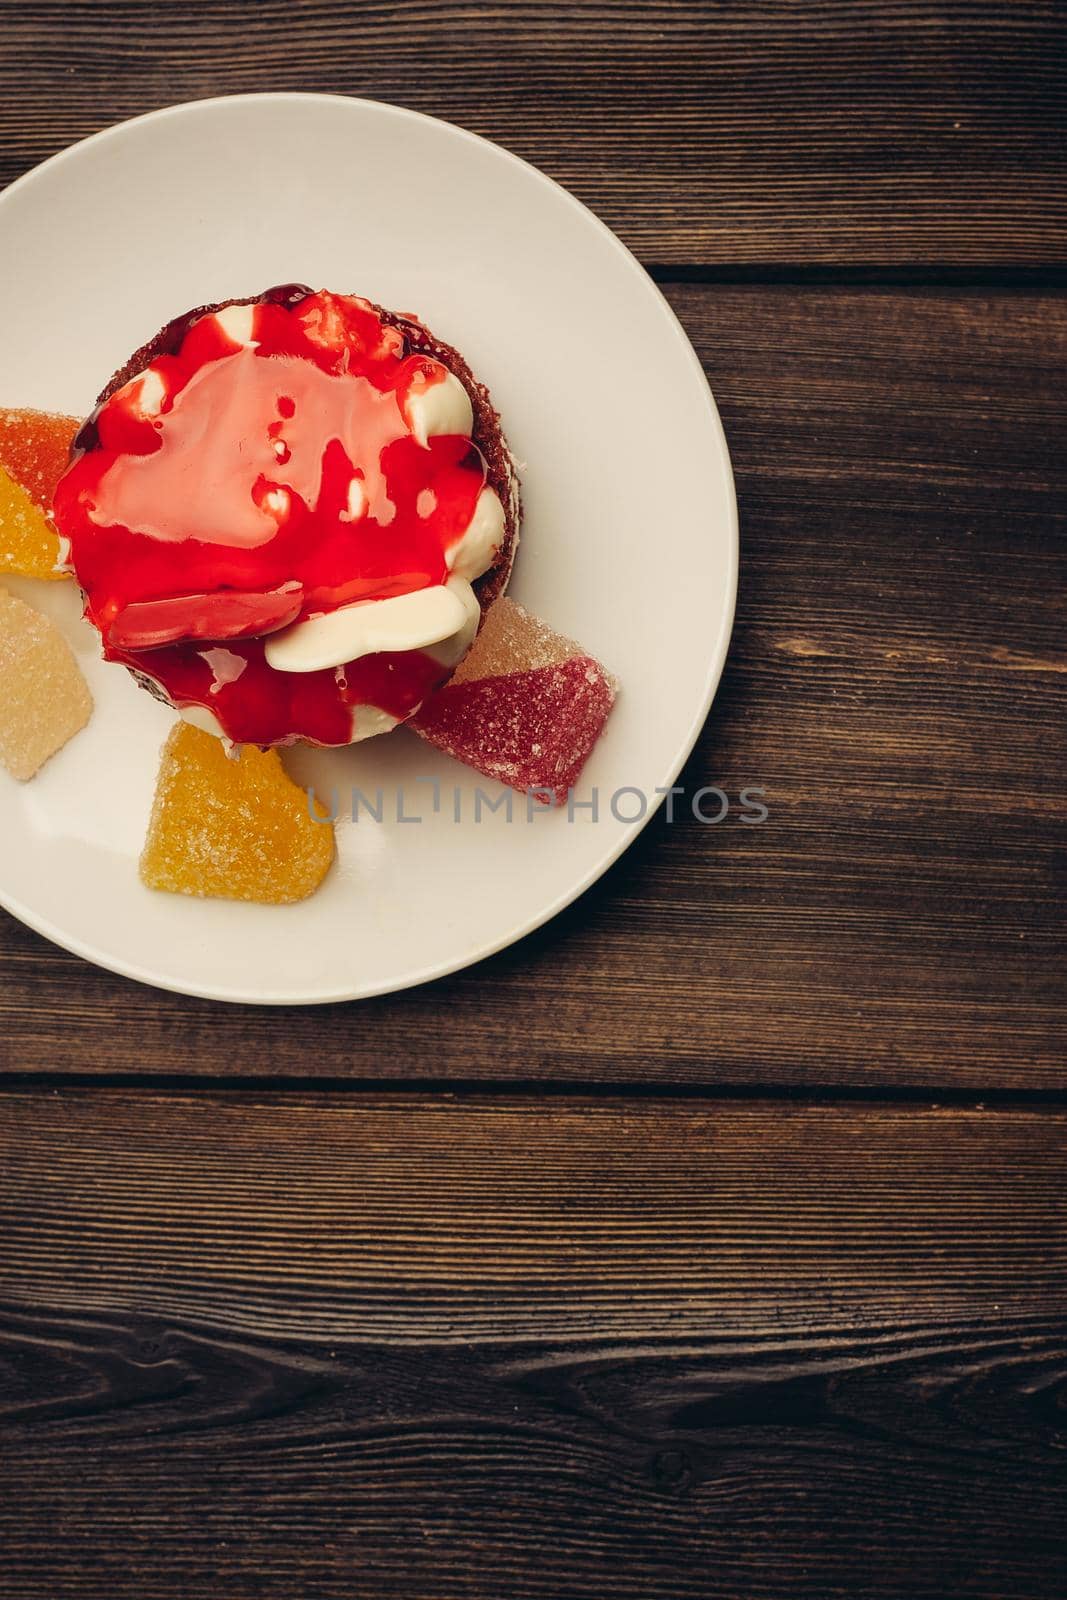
[140,722,335,904]
[0,588,92,780]
[0,407,80,582]
[0,408,80,510]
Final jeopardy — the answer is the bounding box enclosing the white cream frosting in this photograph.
[350,705,401,743]
[342,477,367,521]
[403,368,474,447]
[179,703,227,738]
[446,485,505,581]
[264,579,478,674]
[198,647,249,695]
[214,304,259,347]
[422,575,482,669]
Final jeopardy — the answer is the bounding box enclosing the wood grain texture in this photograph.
[3,13,1062,1599]
[1,1,1066,267]
[1,1092,1065,1598]
[1,286,1063,1085]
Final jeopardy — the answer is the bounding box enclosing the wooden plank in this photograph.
[1,1091,1065,1597]
[1,286,1063,1085]
[0,1,1065,266]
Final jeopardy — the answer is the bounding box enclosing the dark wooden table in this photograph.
[2,5,1065,1596]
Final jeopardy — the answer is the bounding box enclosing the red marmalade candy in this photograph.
[54,288,518,746]
[411,598,616,805]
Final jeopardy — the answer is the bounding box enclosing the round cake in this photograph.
[53,286,520,746]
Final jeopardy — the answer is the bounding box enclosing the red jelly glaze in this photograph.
[107,586,305,650]
[54,289,489,745]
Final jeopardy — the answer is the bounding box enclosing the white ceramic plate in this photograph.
[0,93,737,1004]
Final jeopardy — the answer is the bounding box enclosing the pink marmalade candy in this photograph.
[411,598,615,805]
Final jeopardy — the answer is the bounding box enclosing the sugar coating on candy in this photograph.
[0,408,80,512]
[0,409,78,582]
[450,597,576,683]
[0,588,92,780]
[0,465,67,581]
[140,722,335,904]
[412,600,616,805]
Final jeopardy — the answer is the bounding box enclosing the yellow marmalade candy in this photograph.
[140,722,335,904]
[0,463,66,581]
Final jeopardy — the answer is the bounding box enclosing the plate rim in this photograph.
[0,91,738,1006]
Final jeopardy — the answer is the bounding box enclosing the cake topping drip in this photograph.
[55,289,499,746]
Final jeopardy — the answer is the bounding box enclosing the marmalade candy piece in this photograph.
[0,408,79,582]
[0,408,80,511]
[0,465,67,581]
[411,598,616,805]
[0,588,92,780]
[140,722,335,904]
[449,596,578,683]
